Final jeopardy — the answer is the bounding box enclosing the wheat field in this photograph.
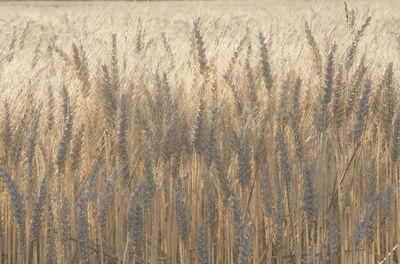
[0,0,400,263]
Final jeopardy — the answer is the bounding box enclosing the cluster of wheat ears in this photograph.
[0,1,399,264]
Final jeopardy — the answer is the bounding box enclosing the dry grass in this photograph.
[0,0,399,263]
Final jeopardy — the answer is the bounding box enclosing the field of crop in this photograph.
[0,0,400,263]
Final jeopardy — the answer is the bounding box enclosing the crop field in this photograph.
[0,0,400,263]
